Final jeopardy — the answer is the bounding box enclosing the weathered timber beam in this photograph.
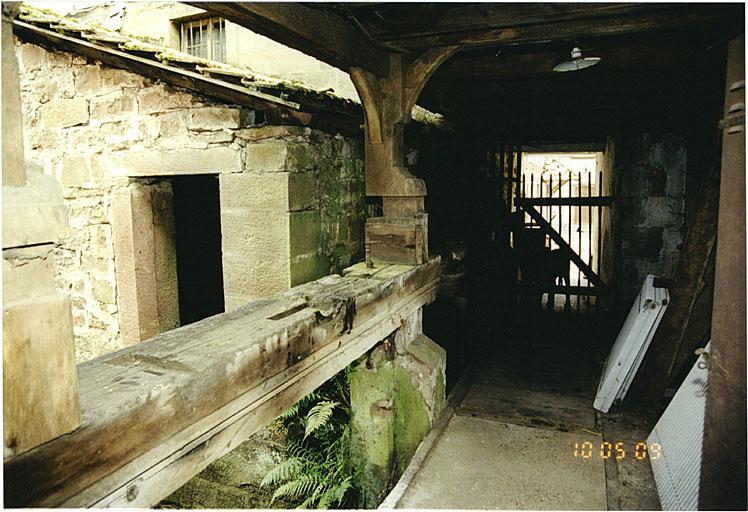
[188,2,390,76]
[700,34,747,511]
[521,204,607,290]
[362,3,669,41]
[518,197,614,208]
[384,5,740,49]
[12,20,299,112]
[3,259,441,508]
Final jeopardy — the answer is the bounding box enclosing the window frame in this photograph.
[179,16,226,62]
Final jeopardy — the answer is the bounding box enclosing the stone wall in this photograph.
[222,126,365,309]
[16,38,365,362]
[612,132,687,304]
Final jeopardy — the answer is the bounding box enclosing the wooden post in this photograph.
[699,34,746,511]
[2,3,24,187]
[2,4,80,456]
[351,48,459,264]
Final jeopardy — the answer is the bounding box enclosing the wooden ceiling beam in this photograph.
[436,36,726,81]
[378,5,741,49]
[188,2,391,76]
[356,3,661,39]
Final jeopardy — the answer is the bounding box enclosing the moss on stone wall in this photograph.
[350,360,396,508]
[392,365,431,475]
[350,333,447,508]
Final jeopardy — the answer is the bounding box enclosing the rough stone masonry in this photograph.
[16,39,366,362]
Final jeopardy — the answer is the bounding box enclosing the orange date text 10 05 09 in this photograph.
[573,442,662,461]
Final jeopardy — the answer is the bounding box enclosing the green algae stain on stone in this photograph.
[349,362,396,508]
[392,365,431,475]
[434,369,446,421]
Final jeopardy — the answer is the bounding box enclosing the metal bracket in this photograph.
[718,113,745,131]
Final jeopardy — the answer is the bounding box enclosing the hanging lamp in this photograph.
[553,47,601,72]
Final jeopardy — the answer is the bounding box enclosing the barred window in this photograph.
[180,17,226,62]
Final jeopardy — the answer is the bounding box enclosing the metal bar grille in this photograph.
[180,17,226,62]
[509,151,610,314]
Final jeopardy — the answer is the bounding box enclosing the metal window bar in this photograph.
[181,17,226,62]
[212,19,226,62]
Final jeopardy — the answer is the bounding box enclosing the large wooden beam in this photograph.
[3,260,441,508]
[380,4,740,49]
[699,34,746,511]
[188,2,391,76]
[355,3,679,42]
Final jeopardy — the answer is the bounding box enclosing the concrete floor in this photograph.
[392,312,661,510]
[398,414,607,509]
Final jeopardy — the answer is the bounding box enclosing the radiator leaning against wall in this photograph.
[647,342,710,511]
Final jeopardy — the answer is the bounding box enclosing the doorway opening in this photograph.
[172,174,225,325]
[494,146,611,315]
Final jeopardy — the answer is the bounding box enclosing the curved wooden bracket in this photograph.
[350,67,383,144]
[404,45,460,117]
[350,46,462,197]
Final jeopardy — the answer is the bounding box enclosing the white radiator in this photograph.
[647,343,710,511]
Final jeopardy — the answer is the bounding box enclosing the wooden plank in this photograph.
[518,196,614,207]
[342,261,394,279]
[2,292,80,456]
[521,204,606,290]
[365,215,428,265]
[189,2,390,76]
[3,260,440,507]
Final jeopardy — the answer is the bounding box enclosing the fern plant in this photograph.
[262,367,358,509]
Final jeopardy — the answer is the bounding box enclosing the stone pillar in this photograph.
[111,180,179,343]
[350,309,446,507]
[220,127,327,310]
[3,5,80,456]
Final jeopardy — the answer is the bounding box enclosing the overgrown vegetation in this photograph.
[261,366,359,509]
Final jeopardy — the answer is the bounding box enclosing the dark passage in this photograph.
[172,174,225,325]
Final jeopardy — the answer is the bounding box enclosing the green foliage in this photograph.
[304,401,339,439]
[262,367,358,509]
